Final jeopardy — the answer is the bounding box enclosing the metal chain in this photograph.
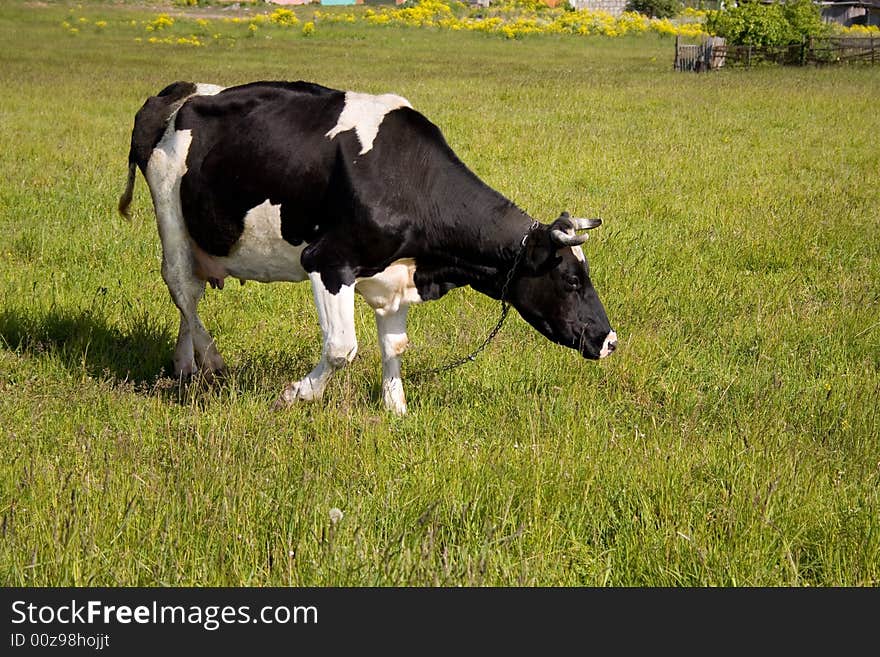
[407,221,539,380]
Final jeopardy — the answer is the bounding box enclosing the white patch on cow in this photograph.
[146,128,191,200]
[195,83,224,96]
[375,305,410,415]
[325,91,412,155]
[276,275,358,407]
[310,274,358,369]
[356,259,422,414]
[146,126,195,291]
[599,330,618,359]
[355,258,423,315]
[571,245,586,262]
[216,200,309,283]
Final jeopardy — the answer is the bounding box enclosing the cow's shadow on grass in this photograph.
[0,306,522,412]
[0,307,175,387]
[0,307,321,405]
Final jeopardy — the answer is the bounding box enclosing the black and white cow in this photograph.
[119,80,617,414]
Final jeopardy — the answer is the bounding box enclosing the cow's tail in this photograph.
[118,161,137,220]
[117,80,200,221]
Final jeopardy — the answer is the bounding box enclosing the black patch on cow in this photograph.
[176,81,347,260]
[127,81,198,172]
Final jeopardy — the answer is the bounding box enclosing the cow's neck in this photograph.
[469,207,536,301]
[414,189,537,302]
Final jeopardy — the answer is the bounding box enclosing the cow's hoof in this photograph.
[382,379,407,415]
[271,396,290,412]
[201,351,227,376]
[174,360,198,380]
[272,381,319,410]
[383,397,407,415]
[177,354,226,384]
[387,402,407,416]
[175,369,195,384]
[199,366,226,385]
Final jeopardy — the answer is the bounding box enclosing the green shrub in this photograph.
[626,0,682,19]
[781,0,827,41]
[706,0,828,47]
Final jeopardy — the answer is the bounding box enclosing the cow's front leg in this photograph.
[375,306,410,415]
[274,273,357,409]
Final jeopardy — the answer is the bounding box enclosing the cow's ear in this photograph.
[522,225,562,273]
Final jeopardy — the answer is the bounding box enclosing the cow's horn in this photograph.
[572,217,602,231]
[550,229,588,247]
[550,216,601,247]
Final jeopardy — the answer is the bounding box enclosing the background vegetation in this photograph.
[626,0,681,20]
[1,0,878,586]
[706,0,828,47]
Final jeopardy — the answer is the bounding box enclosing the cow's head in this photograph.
[508,212,617,360]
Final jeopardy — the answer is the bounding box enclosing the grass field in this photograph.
[1,0,878,586]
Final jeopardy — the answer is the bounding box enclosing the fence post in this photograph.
[800,36,806,66]
[674,34,680,71]
[747,45,752,68]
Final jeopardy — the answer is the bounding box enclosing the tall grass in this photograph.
[1,1,878,586]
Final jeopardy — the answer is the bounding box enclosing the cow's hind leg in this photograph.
[173,315,196,377]
[375,306,409,415]
[153,195,225,379]
[148,131,225,381]
[163,257,226,380]
[274,273,357,408]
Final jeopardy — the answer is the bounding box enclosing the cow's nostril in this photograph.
[607,340,617,352]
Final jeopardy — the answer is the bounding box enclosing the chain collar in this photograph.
[408,221,540,380]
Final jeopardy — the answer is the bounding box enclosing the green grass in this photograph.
[1,1,878,586]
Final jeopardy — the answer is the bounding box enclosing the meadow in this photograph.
[1,0,878,586]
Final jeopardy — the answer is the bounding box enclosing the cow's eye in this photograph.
[563,275,581,291]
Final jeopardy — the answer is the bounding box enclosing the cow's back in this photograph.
[174,82,347,257]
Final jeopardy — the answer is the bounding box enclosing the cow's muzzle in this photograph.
[599,330,618,359]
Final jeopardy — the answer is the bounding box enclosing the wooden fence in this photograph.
[675,35,880,71]
[674,36,727,71]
